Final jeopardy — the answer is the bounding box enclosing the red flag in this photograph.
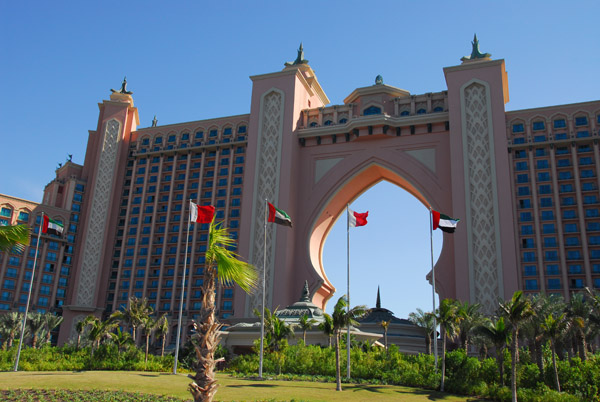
[190,201,215,224]
[348,208,368,227]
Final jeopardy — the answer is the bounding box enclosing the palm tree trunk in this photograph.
[145,334,150,364]
[578,330,587,361]
[550,340,560,392]
[303,330,306,345]
[534,338,544,375]
[425,333,431,355]
[384,329,388,351]
[132,326,137,347]
[440,326,446,392]
[335,332,342,391]
[32,334,38,349]
[76,334,81,351]
[161,334,166,358]
[511,329,518,402]
[189,264,220,402]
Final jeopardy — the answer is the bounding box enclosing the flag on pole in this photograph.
[348,209,368,227]
[42,215,64,236]
[432,210,459,233]
[189,201,215,224]
[267,202,292,227]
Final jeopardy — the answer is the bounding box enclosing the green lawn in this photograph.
[0,371,482,401]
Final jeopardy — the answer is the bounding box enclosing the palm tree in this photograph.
[154,314,169,357]
[318,313,334,348]
[457,301,484,353]
[75,318,88,351]
[26,312,46,349]
[473,316,511,386]
[0,224,30,254]
[498,290,533,402]
[332,295,366,392]
[541,313,569,392]
[566,293,591,361]
[379,320,389,350]
[522,294,564,374]
[408,308,436,355]
[111,327,134,354]
[188,220,257,402]
[112,297,153,346]
[86,316,118,355]
[298,314,317,345]
[142,314,166,364]
[437,298,463,392]
[42,313,63,346]
[0,312,22,349]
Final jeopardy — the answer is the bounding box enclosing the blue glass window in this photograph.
[540,198,552,207]
[547,265,559,275]
[524,265,537,276]
[558,171,572,180]
[364,106,382,115]
[518,187,530,196]
[586,209,599,218]
[575,116,588,126]
[543,237,557,247]
[521,225,533,235]
[555,133,568,140]
[534,135,546,142]
[547,278,561,290]
[576,131,589,138]
[545,251,558,261]
[523,252,536,262]
[525,279,538,290]
[543,224,555,234]
[515,161,528,171]
[517,174,529,183]
[512,123,524,133]
[520,212,532,222]
[400,110,410,116]
[553,119,566,129]
[532,121,545,130]
[513,137,525,144]
[539,184,552,194]
[563,210,576,219]
[536,160,549,169]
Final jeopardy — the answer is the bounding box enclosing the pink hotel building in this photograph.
[1,41,600,345]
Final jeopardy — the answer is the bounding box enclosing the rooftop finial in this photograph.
[375,75,383,85]
[460,34,491,63]
[110,76,133,95]
[376,286,381,309]
[285,42,309,67]
[299,280,311,302]
[151,115,158,127]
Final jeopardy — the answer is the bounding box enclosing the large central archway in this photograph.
[306,158,455,310]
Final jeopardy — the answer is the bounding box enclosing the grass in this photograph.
[0,371,483,401]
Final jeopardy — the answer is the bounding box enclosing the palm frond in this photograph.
[0,224,31,254]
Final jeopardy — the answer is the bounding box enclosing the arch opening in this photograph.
[307,163,447,314]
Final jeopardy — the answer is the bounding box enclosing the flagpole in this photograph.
[346,204,351,380]
[429,206,438,371]
[173,200,193,374]
[259,198,267,379]
[14,212,43,371]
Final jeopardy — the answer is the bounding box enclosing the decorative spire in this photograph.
[375,75,383,85]
[110,76,133,95]
[460,34,491,63]
[300,280,311,302]
[151,115,158,127]
[284,42,309,67]
[376,286,381,309]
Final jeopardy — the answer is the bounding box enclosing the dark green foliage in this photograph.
[0,343,174,372]
[227,343,599,401]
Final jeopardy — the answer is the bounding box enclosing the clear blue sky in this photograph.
[1,1,599,318]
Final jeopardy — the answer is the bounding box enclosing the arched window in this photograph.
[400,110,410,116]
[309,121,318,127]
[416,109,426,115]
[433,106,444,112]
[339,118,348,124]
[364,106,382,116]
[324,120,333,126]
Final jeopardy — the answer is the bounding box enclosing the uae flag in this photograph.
[190,201,215,224]
[268,202,292,227]
[42,215,64,236]
[348,208,368,227]
[432,210,459,233]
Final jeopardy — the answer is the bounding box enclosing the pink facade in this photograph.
[1,44,599,345]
